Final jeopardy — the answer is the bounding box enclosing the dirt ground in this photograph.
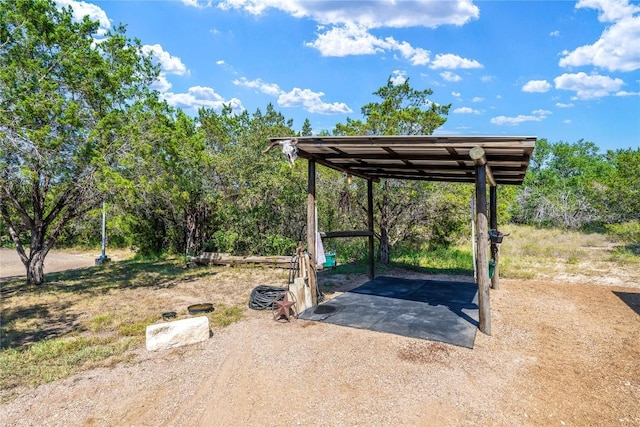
[0,250,639,426]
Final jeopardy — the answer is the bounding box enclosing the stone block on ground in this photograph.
[146,316,210,352]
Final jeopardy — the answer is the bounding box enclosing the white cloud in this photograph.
[550,30,561,37]
[306,25,430,65]
[453,107,480,114]
[472,97,484,102]
[429,53,482,69]
[576,0,640,23]
[161,86,244,112]
[150,75,172,92]
[306,24,386,56]
[234,77,282,96]
[390,70,408,85]
[615,90,640,96]
[55,0,110,35]
[234,76,352,114]
[278,88,352,114]
[490,109,550,125]
[451,91,461,97]
[560,1,640,72]
[556,102,575,108]
[216,60,225,65]
[440,71,462,82]
[554,72,625,99]
[182,0,213,8]
[142,44,189,76]
[563,119,572,124]
[481,75,494,83]
[217,0,479,29]
[522,80,552,93]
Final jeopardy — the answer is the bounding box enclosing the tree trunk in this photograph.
[26,250,46,285]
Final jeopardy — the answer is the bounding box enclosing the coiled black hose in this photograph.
[248,285,287,310]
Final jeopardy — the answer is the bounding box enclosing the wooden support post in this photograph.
[307,159,317,304]
[367,179,375,279]
[490,185,500,290]
[469,146,496,187]
[473,155,492,335]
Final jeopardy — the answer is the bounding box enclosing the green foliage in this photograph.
[332,76,453,263]
[511,139,637,229]
[605,221,640,244]
[0,0,157,284]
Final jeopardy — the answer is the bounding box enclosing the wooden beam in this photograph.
[469,146,496,187]
[367,179,375,279]
[319,230,374,238]
[475,163,492,335]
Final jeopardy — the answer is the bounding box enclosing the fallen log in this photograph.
[195,253,292,268]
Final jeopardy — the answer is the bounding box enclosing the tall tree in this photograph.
[0,0,157,284]
[333,77,451,263]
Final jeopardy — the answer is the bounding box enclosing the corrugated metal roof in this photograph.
[269,135,537,185]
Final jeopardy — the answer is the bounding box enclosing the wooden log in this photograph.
[367,179,375,279]
[319,230,374,238]
[469,146,496,187]
[307,159,316,272]
[475,164,492,336]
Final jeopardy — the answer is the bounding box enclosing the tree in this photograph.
[199,103,307,255]
[333,77,451,263]
[0,0,157,284]
[512,139,614,228]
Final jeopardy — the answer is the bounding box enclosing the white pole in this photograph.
[101,200,106,258]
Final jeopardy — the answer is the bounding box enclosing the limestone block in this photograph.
[146,316,210,352]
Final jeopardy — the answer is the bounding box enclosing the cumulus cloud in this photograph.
[556,102,575,108]
[522,80,552,93]
[472,97,484,102]
[490,109,551,125]
[142,44,189,76]
[221,1,480,64]
[55,0,110,35]
[278,88,352,114]
[429,53,482,69]
[161,86,244,112]
[217,0,479,29]
[306,24,386,56]
[182,0,213,8]
[390,70,408,85]
[234,77,352,114]
[559,1,640,72]
[576,0,640,23]
[151,75,173,93]
[306,25,430,65]
[554,72,625,99]
[440,71,462,82]
[234,77,282,96]
[453,107,481,114]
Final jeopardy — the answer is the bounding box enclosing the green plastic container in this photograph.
[489,260,496,278]
[324,252,336,268]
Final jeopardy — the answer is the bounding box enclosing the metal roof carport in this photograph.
[269,135,536,335]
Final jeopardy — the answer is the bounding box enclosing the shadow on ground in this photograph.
[613,291,640,317]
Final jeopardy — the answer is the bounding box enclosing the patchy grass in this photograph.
[0,255,289,393]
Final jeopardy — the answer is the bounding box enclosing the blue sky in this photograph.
[59,0,639,151]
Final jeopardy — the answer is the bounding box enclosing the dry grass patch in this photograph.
[0,256,290,392]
